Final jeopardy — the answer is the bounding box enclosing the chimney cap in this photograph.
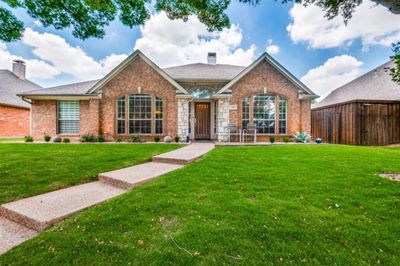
[207,52,217,65]
[12,59,26,65]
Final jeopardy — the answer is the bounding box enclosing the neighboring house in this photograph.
[312,60,400,146]
[19,50,317,142]
[0,60,42,137]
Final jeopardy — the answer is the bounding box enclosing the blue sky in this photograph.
[1,0,399,98]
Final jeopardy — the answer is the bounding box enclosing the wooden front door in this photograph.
[195,102,211,139]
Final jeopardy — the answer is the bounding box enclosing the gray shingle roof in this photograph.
[315,60,400,108]
[21,80,100,96]
[0,70,42,108]
[163,63,246,81]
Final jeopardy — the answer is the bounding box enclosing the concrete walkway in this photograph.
[0,143,214,255]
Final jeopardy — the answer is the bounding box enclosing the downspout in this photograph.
[20,96,33,136]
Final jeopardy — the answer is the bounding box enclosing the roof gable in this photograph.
[87,50,188,94]
[216,53,317,97]
[315,60,400,108]
[0,70,42,108]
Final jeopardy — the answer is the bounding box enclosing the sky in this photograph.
[1,0,399,100]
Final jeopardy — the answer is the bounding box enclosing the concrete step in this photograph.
[99,162,183,190]
[152,143,215,165]
[0,217,38,255]
[0,182,125,232]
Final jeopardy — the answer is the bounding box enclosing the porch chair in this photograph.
[228,123,242,142]
[243,123,257,143]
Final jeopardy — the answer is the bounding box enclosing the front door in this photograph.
[194,102,211,139]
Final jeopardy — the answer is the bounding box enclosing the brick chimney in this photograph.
[12,59,26,80]
[207,52,216,65]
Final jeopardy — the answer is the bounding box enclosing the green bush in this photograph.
[269,136,275,143]
[24,136,33,142]
[80,134,96,143]
[97,134,105,143]
[44,135,51,142]
[294,132,311,143]
[154,136,160,143]
[62,138,70,143]
[116,137,122,143]
[174,136,180,143]
[130,133,142,143]
[283,137,290,143]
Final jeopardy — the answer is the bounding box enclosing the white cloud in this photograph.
[287,0,400,49]
[22,28,127,81]
[266,39,280,55]
[134,12,256,67]
[0,42,60,79]
[301,55,363,99]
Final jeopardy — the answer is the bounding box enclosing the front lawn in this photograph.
[0,144,180,204]
[1,145,400,265]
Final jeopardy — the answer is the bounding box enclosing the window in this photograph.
[188,102,192,134]
[129,94,152,134]
[155,97,163,134]
[117,97,126,134]
[279,97,287,134]
[242,96,250,130]
[253,94,275,134]
[58,100,80,134]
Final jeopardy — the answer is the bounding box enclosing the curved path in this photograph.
[0,142,214,255]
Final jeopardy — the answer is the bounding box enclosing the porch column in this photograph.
[177,98,189,139]
[217,98,229,141]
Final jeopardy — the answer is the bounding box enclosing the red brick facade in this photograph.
[28,55,312,142]
[0,105,30,137]
[229,60,311,141]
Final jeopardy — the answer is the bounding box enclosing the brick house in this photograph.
[0,60,42,137]
[20,50,317,142]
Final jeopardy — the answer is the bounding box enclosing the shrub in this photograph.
[44,135,51,142]
[62,138,70,143]
[116,137,122,143]
[80,134,96,143]
[283,137,290,143]
[130,133,142,143]
[97,134,105,143]
[24,136,33,142]
[154,136,160,143]
[269,136,275,143]
[294,132,311,143]
[174,136,180,143]
[53,136,62,143]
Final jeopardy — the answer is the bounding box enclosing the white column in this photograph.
[177,99,189,138]
[217,98,229,141]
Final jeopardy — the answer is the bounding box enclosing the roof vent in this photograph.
[207,52,216,65]
[12,59,26,80]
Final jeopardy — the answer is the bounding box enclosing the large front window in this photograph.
[116,94,163,135]
[253,94,275,134]
[57,100,80,134]
[129,94,152,134]
[240,94,288,135]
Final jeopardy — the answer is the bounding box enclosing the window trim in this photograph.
[57,100,80,135]
[278,96,287,135]
[253,94,276,134]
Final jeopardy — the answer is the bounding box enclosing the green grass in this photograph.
[0,144,180,204]
[1,145,400,265]
[0,138,24,143]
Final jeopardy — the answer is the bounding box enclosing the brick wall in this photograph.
[99,56,178,141]
[31,100,56,139]
[0,105,30,137]
[80,99,100,136]
[228,60,311,140]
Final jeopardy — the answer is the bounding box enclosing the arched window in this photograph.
[253,94,275,134]
[129,94,152,134]
[279,97,287,134]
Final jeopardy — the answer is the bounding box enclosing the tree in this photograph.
[0,0,399,82]
[0,0,260,42]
